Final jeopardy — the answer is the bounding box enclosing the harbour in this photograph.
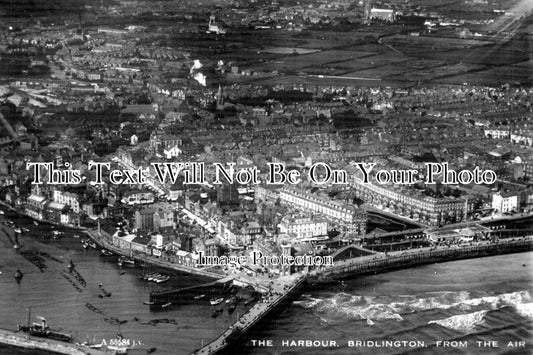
[0,208,250,354]
[1,204,532,354]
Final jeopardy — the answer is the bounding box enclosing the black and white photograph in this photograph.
[0,0,532,354]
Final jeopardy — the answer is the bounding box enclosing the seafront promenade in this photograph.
[312,236,533,279]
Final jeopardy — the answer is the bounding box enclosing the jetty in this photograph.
[191,274,307,355]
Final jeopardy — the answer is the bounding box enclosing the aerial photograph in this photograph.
[0,0,531,354]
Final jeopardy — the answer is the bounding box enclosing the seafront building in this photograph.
[279,187,367,235]
[351,177,466,226]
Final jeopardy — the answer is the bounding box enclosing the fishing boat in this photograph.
[194,294,206,300]
[210,297,224,306]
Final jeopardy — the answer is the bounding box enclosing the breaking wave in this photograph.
[514,302,533,318]
[428,310,488,332]
[294,290,531,323]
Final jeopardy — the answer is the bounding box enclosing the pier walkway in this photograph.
[313,236,533,279]
[191,275,307,355]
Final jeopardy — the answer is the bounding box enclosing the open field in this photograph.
[434,65,533,86]
[254,75,414,88]
[344,64,418,79]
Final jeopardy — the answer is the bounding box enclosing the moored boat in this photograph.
[210,297,224,306]
[107,345,128,354]
[161,302,172,308]
[143,300,155,305]
[154,275,170,283]
[118,257,135,267]
[101,249,113,256]
[17,313,72,343]
[194,294,206,300]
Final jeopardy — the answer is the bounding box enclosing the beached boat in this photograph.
[210,297,224,306]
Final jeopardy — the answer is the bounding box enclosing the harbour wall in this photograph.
[0,329,105,355]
